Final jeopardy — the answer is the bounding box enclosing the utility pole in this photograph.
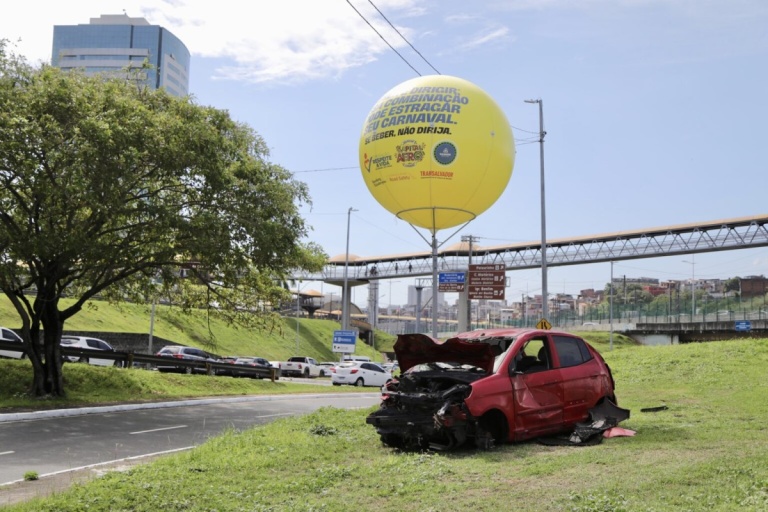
[525,98,548,320]
[461,234,477,330]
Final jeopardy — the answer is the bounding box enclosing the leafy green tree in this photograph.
[723,277,741,294]
[0,42,326,397]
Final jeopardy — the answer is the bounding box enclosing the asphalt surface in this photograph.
[0,391,381,506]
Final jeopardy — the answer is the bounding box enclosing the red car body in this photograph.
[366,328,618,450]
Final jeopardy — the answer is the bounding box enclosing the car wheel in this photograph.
[354,378,364,387]
[184,366,193,375]
[319,370,326,377]
[303,368,310,378]
[380,434,405,449]
[78,357,89,364]
[332,382,341,386]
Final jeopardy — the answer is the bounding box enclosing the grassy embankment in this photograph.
[0,296,399,408]
[4,331,767,510]
[0,297,396,360]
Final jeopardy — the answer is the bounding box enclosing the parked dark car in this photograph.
[232,357,273,378]
[215,356,240,376]
[155,345,218,374]
[366,328,621,451]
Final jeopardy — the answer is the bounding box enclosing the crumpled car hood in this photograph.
[394,333,495,373]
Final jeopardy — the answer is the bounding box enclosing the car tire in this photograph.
[184,366,193,375]
[78,357,89,364]
[332,382,341,386]
[303,368,310,378]
[354,378,364,387]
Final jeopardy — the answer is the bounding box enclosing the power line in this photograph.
[294,166,358,174]
[346,0,422,76]
[366,0,440,75]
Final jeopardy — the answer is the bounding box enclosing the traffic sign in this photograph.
[332,330,357,353]
[467,285,505,299]
[438,272,466,292]
[536,318,552,330]
[735,320,751,332]
[468,263,505,299]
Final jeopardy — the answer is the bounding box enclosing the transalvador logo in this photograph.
[433,141,457,166]
[363,153,393,173]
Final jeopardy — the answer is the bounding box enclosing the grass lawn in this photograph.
[2,337,767,511]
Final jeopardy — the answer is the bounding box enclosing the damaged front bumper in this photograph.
[366,383,488,451]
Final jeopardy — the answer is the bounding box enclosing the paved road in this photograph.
[0,393,380,486]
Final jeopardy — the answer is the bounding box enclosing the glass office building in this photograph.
[52,14,190,97]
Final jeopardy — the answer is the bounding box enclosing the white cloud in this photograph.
[2,0,428,83]
[459,26,512,51]
[146,0,427,84]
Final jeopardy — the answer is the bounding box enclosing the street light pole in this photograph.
[525,98,548,320]
[342,207,358,330]
[295,280,303,355]
[609,261,614,351]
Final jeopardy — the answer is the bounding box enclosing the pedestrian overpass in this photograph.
[295,213,768,333]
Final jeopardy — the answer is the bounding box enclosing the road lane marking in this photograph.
[0,451,14,456]
[0,447,192,487]
[130,425,187,435]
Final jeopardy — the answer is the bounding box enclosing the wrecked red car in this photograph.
[366,328,620,451]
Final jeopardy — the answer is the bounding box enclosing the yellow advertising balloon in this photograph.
[359,75,515,232]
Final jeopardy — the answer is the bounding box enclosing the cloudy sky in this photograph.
[3,0,768,308]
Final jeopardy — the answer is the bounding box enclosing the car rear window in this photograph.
[553,336,593,368]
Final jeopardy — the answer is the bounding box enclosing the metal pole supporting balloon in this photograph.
[431,231,438,337]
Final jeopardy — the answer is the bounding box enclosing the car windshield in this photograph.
[491,336,517,372]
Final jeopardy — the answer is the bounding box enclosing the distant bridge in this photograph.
[301,213,768,284]
[293,213,768,335]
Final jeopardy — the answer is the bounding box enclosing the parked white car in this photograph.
[331,361,392,387]
[318,362,338,377]
[0,327,25,359]
[60,336,118,366]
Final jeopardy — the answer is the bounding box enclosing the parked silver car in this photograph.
[0,327,25,360]
[60,336,118,366]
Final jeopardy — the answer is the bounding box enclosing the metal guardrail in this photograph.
[0,341,280,381]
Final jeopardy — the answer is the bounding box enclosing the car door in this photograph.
[552,335,604,425]
[86,338,115,367]
[0,328,25,359]
[360,363,389,386]
[508,335,565,440]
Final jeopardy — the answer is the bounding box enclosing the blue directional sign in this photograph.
[332,330,357,353]
[735,320,751,332]
[438,272,466,292]
[439,272,466,284]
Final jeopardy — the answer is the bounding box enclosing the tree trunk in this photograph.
[29,291,66,397]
